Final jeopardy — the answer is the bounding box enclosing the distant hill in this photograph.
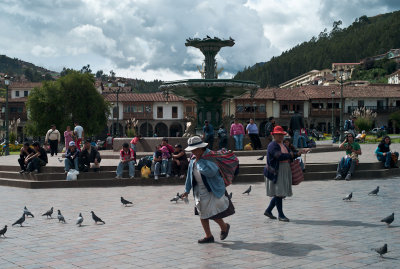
[0,54,57,81]
[234,11,400,87]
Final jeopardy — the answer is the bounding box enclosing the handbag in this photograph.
[290,159,304,185]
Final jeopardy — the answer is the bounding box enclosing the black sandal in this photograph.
[220,223,230,240]
[198,236,214,244]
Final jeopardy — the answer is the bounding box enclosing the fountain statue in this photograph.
[159,36,258,129]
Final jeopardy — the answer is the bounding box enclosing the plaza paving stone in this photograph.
[0,175,399,268]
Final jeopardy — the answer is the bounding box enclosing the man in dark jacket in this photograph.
[80,138,101,172]
[25,142,48,173]
[64,141,80,174]
[264,117,275,147]
[289,111,305,148]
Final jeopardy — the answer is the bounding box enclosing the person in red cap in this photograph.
[264,126,293,222]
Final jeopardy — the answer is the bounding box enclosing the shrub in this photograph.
[352,107,376,133]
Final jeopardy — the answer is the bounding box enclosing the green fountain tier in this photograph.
[160,36,259,128]
[160,79,258,126]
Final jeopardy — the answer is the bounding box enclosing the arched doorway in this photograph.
[139,123,153,137]
[169,122,183,137]
[154,122,168,137]
[111,123,124,137]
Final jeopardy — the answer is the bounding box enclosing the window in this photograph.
[137,105,143,113]
[236,104,243,112]
[157,106,163,118]
[24,91,28,97]
[113,107,118,118]
[172,106,178,118]
[358,100,364,107]
[186,106,192,113]
[259,104,266,112]
[311,103,324,109]
[281,104,289,112]
[15,91,19,97]
[145,105,152,113]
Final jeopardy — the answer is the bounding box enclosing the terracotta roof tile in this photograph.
[274,88,308,101]
[9,82,42,89]
[104,92,188,102]
[238,88,275,99]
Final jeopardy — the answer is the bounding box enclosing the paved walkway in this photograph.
[0,177,399,268]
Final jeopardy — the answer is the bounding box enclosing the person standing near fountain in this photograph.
[230,119,245,150]
[246,118,262,150]
[202,120,214,150]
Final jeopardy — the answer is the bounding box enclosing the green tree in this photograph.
[26,71,110,136]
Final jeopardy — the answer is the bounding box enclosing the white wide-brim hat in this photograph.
[185,136,208,151]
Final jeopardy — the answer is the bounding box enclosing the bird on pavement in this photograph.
[228,192,233,200]
[170,192,180,203]
[257,155,265,161]
[368,186,379,195]
[12,213,25,227]
[57,210,66,223]
[343,192,353,201]
[76,213,83,226]
[372,243,388,257]
[381,213,394,226]
[0,225,7,237]
[243,185,252,195]
[42,207,53,218]
[57,158,63,163]
[91,211,105,224]
[24,206,34,218]
[121,197,133,206]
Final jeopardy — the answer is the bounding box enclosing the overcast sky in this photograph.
[0,0,399,81]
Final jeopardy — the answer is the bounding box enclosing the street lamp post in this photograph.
[145,105,151,137]
[4,75,10,156]
[331,90,335,139]
[332,68,347,142]
[108,79,125,137]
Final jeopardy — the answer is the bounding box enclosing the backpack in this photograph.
[344,120,350,131]
[200,149,239,186]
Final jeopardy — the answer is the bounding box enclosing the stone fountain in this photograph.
[159,36,258,130]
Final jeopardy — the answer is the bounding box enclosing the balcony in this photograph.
[235,112,266,119]
[310,108,341,117]
[122,112,152,120]
[0,112,28,121]
[346,106,400,114]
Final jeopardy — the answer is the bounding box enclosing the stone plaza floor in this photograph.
[0,176,399,268]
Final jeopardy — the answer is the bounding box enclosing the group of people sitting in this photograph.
[334,133,398,181]
[18,138,102,175]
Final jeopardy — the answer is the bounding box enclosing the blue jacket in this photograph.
[265,141,292,183]
[185,149,226,198]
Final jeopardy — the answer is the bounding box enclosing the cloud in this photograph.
[0,0,399,80]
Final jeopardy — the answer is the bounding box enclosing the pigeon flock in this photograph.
[0,197,139,238]
[341,185,394,257]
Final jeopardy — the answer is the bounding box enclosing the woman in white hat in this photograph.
[181,136,234,243]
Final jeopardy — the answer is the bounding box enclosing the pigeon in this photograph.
[121,197,133,206]
[12,213,25,227]
[372,243,388,257]
[257,155,265,161]
[76,213,83,226]
[91,211,105,224]
[57,158,63,163]
[0,225,7,237]
[243,185,252,195]
[170,192,180,203]
[24,206,34,217]
[381,213,394,226]
[228,192,233,200]
[57,210,66,223]
[206,35,211,38]
[368,186,379,195]
[343,192,353,201]
[42,207,53,218]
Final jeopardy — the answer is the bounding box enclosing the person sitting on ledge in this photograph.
[25,142,48,174]
[334,133,362,181]
[80,138,101,172]
[18,142,35,174]
[375,136,399,169]
[64,141,80,174]
[152,145,162,180]
[172,144,189,179]
[115,143,136,179]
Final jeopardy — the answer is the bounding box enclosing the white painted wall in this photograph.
[273,102,280,118]
[10,89,30,99]
[344,98,386,107]
[108,104,123,120]
[303,101,309,118]
[153,102,184,120]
